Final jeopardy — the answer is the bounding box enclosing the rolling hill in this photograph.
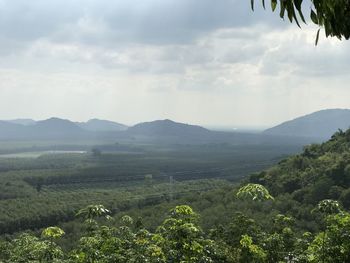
[29,118,85,138]
[264,109,350,139]
[0,118,87,140]
[125,119,311,145]
[0,121,26,139]
[0,114,339,145]
[77,119,128,132]
[127,119,210,136]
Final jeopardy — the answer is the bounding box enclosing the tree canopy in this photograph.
[253,0,350,44]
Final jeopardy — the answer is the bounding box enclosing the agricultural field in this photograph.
[0,141,299,235]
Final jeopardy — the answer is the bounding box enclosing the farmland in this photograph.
[0,141,298,235]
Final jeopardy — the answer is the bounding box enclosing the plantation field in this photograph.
[0,141,301,235]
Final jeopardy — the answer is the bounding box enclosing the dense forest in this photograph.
[0,129,349,262]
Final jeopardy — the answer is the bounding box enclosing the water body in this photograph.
[0,150,87,158]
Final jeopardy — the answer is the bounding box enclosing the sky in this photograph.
[0,0,349,128]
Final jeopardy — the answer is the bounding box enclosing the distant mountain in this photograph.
[0,118,87,140]
[26,118,86,139]
[0,117,127,140]
[264,109,350,139]
[77,119,128,132]
[127,119,210,137]
[0,116,325,146]
[0,121,26,139]
[6,119,36,126]
[34,117,83,132]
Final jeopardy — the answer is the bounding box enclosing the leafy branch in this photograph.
[252,0,350,45]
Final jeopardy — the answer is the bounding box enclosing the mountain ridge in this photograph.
[77,119,128,132]
[127,119,210,136]
[5,119,36,126]
[264,109,350,139]
[0,111,348,143]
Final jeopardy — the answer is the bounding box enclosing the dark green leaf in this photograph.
[315,28,320,45]
[293,0,306,23]
[280,2,286,19]
[310,9,318,24]
[271,0,277,12]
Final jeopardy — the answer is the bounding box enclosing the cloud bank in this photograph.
[0,0,349,127]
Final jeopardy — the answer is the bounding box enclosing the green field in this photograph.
[0,141,299,235]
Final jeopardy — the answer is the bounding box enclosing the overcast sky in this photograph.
[0,0,349,128]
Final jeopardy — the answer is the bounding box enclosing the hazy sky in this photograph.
[0,0,349,127]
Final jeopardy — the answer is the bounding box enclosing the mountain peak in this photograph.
[128,119,209,136]
[78,119,128,132]
[35,118,83,132]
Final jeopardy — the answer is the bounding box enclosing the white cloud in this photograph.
[0,0,348,127]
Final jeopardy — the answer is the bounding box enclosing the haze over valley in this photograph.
[0,108,348,146]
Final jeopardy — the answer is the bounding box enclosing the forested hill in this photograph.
[127,119,210,136]
[264,109,350,139]
[76,119,128,131]
[249,128,350,207]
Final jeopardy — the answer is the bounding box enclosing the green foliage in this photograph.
[1,201,350,262]
[316,199,342,215]
[156,205,218,262]
[239,234,266,262]
[76,205,111,220]
[42,227,65,239]
[249,129,350,207]
[3,233,64,262]
[237,183,274,201]
[307,212,350,262]
[253,0,350,44]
